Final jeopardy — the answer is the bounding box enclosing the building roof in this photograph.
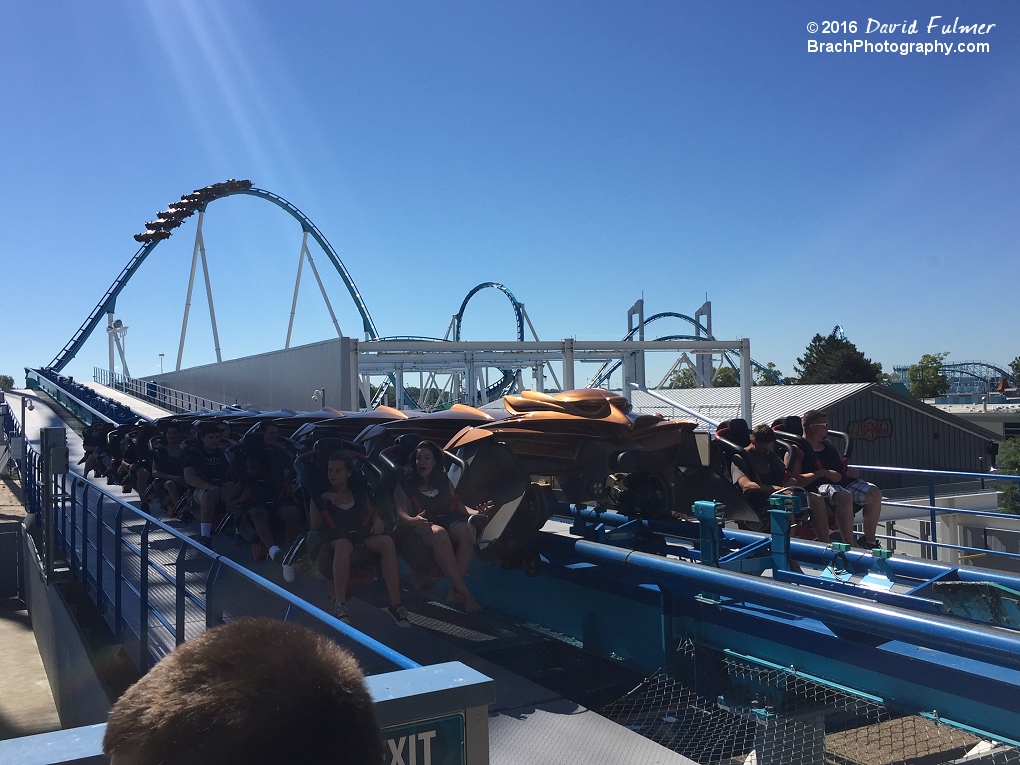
[630,383,871,429]
[630,383,1002,441]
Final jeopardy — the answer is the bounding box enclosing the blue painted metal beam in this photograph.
[526,533,1020,743]
[543,534,1020,673]
[565,506,1020,593]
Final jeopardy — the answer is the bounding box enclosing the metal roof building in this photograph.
[631,383,1002,492]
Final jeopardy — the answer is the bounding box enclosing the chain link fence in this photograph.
[601,640,1020,765]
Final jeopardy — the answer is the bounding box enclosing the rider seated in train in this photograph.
[730,424,798,523]
[234,436,303,574]
[127,424,160,505]
[104,425,133,487]
[183,422,239,547]
[151,424,188,516]
[81,421,113,478]
[795,409,883,550]
[307,451,409,627]
[393,441,491,615]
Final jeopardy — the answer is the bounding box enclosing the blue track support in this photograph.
[565,538,1020,672]
[768,498,794,573]
[693,501,723,567]
[50,185,379,372]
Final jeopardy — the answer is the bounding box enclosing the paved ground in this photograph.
[0,476,61,741]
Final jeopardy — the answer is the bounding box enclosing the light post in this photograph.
[21,394,34,437]
[312,388,326,409]
[159,353,164,374]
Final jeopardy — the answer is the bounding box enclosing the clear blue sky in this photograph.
[1,1,1018,388]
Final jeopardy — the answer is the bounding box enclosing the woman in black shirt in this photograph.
[309,452,409,627]
[394,441,491,614]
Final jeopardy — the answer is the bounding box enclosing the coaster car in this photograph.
[289,406,409,451]
[444,390,759,555]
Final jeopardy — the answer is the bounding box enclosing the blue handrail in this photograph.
[852,463,1020,553]
[10,416,418,673]
[853,464,1020,481]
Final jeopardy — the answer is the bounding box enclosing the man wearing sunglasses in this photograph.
[798,409,883,549]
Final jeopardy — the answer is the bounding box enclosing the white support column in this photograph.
[285,231,308,349]
[478,368,489,406]
[534,363,544,395]
[113,331,131,378]
[395,366,404,411]
[107,312,116,375]
[524,305,561,390]
[303,239,344,339]
[195,215,222,363]
[562,338,575,390]
[740,338,753,425]
[360,374,371,412]
[177,211,203,371]
[695,300,712,388]
[348,338,360,410]
[521,304,540,341]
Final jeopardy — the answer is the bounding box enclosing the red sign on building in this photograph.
[847,418,892,441]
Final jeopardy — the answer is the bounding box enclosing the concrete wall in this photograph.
[22,535,112,729]
[147,338,344,412]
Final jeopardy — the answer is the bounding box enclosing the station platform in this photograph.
[4,390,697,764]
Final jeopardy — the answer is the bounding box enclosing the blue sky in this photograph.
[1,1,1018,389]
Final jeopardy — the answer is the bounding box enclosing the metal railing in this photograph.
[4,405,416,675]
[94,367,229,415]
[849,463,1020,565]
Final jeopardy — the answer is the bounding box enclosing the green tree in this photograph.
[1009,356,1020,386]
[666,367,697,388]
[0,374,14,391]
[907,352,950,398]
[754,362,784,386]
[794,332,883,384]
[994,438,1020,514]
[713,366,739,387]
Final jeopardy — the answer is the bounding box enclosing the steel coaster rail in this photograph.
[567,537,1020,672]
[50,184,380,373]
[16,431,417,673]
[28,370,119,425]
